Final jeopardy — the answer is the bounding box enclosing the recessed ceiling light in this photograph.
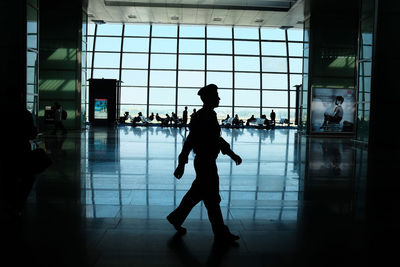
[171,16,179,20]
[128,14,137,19]
[213,17,222,22]
[255,19,264,23]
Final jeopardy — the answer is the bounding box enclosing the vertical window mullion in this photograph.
[259,27,263,117]
[175,25,180,115]
[118,24,125,117]
[205,25,207,85]
[90,24,98,79]
[146,25,152,117]
[285,29,290,126]
[232,27,235,117]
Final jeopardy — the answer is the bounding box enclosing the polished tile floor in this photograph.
[4,126,380,266]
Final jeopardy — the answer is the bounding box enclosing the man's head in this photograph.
[198,84,220,108]
[335,96,344,105]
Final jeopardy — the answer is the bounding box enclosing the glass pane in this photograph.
[216,89,232,107]
[96,24,122,35]
[151,38,177,53]
[27,51,37,67]
[178,89,202,106]
[287,28,304,41]
[122,53,148,68]
[262,57,287,72]
[260,28,285,40]
[123,38,149,52]
[149,105,176,117]
[235,73,260,89]
[234,41,259,55]
[92,68,120,79]
[96,37,121,51]
[121,70,148,86]
[121,87,147,104]
[262,73,288,89]
[152,24,177,37]
[234,108,260,120]
[179,55,205,70]
[207,40,232,54]
[289,58,303,73]
[289,43,303,56]
[234,27,259,39]
[178,71,205,87]
[120,104,146,117]
[261,42,286,56]
[290,74,303,88]
[151,54,177,69]
[179,39,205,53]
[235,56,260,71]
[207,26,232,39]
[180,25,205,38]
[263,90,288,107]
[235,90,259,106]
[207,55,232,71]
[149,87,176,104]
[150,70,176,86]
[206,72,232,88]
[94,52,120,68]
[124,24,150,36]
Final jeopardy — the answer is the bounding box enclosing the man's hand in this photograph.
[231,153,242,166]
[174,163,185,179]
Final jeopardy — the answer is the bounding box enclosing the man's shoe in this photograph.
[167,214,187,235]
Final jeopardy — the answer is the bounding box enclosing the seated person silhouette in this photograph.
[155,113,162,122]
[167,84,242,243]
[161,114,171,127]
[320,96,344,129]
[148,112,155,121]
[232,114,244,127]
[246,115,256,126]
[131,112,142,126]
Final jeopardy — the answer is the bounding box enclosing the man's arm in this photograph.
[174,132,194,179]
[219,137,242,165]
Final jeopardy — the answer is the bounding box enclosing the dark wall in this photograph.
[39,0,83,129]
[366,0,400,261]
[0,0,26,101]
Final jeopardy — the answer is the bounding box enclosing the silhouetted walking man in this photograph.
[167,84,242,243]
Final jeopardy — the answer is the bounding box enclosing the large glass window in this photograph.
[87,24,304,123]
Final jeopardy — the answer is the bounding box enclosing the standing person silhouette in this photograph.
[270,109,276,127]
[167,84,242,243]
[182,106,188,130]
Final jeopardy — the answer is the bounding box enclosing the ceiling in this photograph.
[87,0,305,28]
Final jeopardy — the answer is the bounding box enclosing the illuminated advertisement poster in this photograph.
[94,98,108,119]
[310,88,356,133]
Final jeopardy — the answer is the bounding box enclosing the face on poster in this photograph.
[310,88,356,133]
[94,98,108,119]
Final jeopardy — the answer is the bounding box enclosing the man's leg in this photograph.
[203,197,239,242]
[167,181,202,233]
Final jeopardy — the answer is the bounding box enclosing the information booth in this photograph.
[88,78,121,126]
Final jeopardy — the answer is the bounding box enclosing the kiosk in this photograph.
[88,78,121,126]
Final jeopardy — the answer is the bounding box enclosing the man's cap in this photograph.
[197,84,218,97]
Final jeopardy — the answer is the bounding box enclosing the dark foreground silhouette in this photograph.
[167,84,242,244]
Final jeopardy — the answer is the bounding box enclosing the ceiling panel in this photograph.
[87,0,304,27]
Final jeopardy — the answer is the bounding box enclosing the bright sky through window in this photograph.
[86,23,304,122]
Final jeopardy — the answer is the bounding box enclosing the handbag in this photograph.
[27,148,52,174]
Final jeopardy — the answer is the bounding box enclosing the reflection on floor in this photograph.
[5,126,372,266]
